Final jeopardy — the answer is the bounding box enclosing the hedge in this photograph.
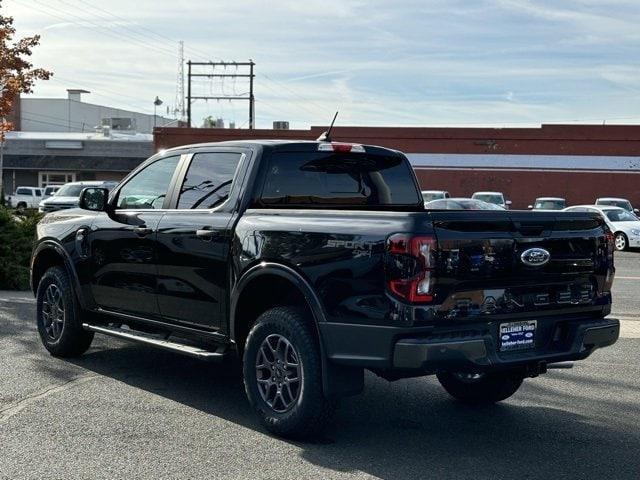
[0,207,43,290]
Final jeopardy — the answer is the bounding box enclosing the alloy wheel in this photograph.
[255,334,302,413]
[615,233,626,251]
[42,284,65,341]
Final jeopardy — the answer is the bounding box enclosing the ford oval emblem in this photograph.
[520,248,550,267]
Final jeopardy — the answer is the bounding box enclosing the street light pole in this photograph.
[153,96,163,129]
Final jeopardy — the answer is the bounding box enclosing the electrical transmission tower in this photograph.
[173,41,186,122]
[186,60,255,129]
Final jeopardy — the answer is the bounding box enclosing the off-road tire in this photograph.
[243,306,335,439]
[36,266,94,357]
[437,370,524,404]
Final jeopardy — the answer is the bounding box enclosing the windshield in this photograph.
[598,200,632,211]
[605,209,638,222]
[534,199,566,210]
[54,184,85,197]
[473,194,504,205]
[422,192,445,202]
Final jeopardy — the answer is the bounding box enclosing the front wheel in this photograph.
[436,370,524,404]
[36,266,94,357]
[243,306,335,439]
[614,232,628,251]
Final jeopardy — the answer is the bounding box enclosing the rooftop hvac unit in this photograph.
[273,121,290,130]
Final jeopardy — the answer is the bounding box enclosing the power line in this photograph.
[11,0,181,61]
[70,0,222,62]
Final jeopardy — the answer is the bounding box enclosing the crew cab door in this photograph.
[154,149,249,330]
[86,154,182,318]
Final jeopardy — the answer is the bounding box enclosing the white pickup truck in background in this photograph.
[5,186,43,210]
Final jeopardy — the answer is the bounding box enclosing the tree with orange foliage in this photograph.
[1,0,52,198]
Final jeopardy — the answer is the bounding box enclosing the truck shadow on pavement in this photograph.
[58,336,640,480]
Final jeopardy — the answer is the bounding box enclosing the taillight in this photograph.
[317,142,366,153]
[605,230,615,253]
[385,234,437,303]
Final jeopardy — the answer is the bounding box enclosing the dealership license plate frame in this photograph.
[499,320,537,352]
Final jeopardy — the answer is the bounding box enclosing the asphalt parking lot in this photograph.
[1,253,639,480]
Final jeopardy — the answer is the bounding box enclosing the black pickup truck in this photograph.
[31,140,619,438]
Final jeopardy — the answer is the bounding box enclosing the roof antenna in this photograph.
[316,111,339,142]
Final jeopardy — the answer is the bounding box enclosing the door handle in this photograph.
[196,229,217,240]
[133,226,153,236]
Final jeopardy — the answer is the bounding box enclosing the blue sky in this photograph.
[4,0,640,129]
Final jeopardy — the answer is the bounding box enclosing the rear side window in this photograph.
[177,152,242,209]
[259,151,420,207]
[16,188,30,195]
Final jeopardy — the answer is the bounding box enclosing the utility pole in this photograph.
[249,60,255,129]
[173,41,186,122]
[186,60,255,129]
[187,60,192,127]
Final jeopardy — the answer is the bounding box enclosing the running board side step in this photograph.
[82,323,227,362]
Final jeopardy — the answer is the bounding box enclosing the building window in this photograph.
[39,172,76,187]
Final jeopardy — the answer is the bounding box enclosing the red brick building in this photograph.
[154,124,640,209]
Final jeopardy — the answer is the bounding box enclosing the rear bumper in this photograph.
[320,316,619,373]
[392,318,619,371]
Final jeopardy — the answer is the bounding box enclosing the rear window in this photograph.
[259,151,421,207]
[534,199,565,210]
[473,194,504,204]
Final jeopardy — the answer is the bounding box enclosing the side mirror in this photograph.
[634,208,639,214]
[527,205,533,209]
[506,200,512,206]
[79,187,109,212]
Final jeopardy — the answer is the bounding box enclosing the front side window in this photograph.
[116,155,180,210]
[177,152,242,209]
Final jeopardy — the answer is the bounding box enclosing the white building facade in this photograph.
[19,89,175,134]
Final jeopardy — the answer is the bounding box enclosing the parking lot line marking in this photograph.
[0,375,99,423]
[615,276,640,280]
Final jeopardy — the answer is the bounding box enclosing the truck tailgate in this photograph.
[428,210,613,321]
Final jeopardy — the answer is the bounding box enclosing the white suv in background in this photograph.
[595,197,638,214]
[5,186,43,210]
[471,191,511,209]
[421,190,450,205]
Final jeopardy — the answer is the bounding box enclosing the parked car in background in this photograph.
[421,190,450,204]
[595,197,639,214]
[528,197,567,211]
[6,186,43,210]
[42,185,61,198]
[39,181,119,213]
[425,197,504,210]
[563,205,640,251]
[471,191,511,209]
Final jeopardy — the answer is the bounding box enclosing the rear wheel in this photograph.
[16,202,27,213]
[36,266,94,357]
[243,306,335,439]
[436,370,524,404]
[614,232,628,251]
